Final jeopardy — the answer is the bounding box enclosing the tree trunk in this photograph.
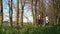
[53,0,60,25]
[16,0,19,27]
[0,0,3,25]
[34,0,37,25]
[20,6,24,27]
[20,0,25,27]
[30,0,34,25]
[30,0,38,25]
[8,0,13,26]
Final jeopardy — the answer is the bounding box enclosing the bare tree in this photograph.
[8,0,13,26]
[20,0,26,27]
[16,0,19,27]
[30,0,44,25]
[53,0,60,25]
[30,0,34,24]
[0,0,3,25]
[30,0,38,25]
[34,0,38,25]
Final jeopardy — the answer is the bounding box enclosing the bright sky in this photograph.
[3,0,33,22]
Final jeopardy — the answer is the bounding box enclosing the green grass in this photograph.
[0,25,60,34]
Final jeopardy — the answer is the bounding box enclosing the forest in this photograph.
[0,0,60,34]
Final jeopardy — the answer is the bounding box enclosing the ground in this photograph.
[0,24,60,34]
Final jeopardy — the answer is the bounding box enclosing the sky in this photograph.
[3,0,48,22]
[3,0,33,22]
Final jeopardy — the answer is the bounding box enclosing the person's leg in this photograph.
[38,20,40,27]
[40,20,42,27]
[37,20,39,26]
[39,20,42,27]
[37,20,38,25]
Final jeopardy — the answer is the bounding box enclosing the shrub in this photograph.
[0,25,60,34]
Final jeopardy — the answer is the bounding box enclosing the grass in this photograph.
[0,24,60,34]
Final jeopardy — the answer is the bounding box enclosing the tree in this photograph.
[30,0,45,25]
[16,0,19,27]
[30,0,34,24]
[43,0,55,25]
[8,0,13,26]
[34,0,38,25]
[38,0,45,26]
[53,0,60,25]
[30,0,38,25]
[44,0,60,25]
[20,0,26,27]
[0,0,3,25]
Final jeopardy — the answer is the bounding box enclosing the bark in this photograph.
[53,0,60,25]
[16,0,19,27]
[8,0,13,26]
[0,0,3,25]
[30,0,34,24]
[20,0,25,27]
[34,0,37,25]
